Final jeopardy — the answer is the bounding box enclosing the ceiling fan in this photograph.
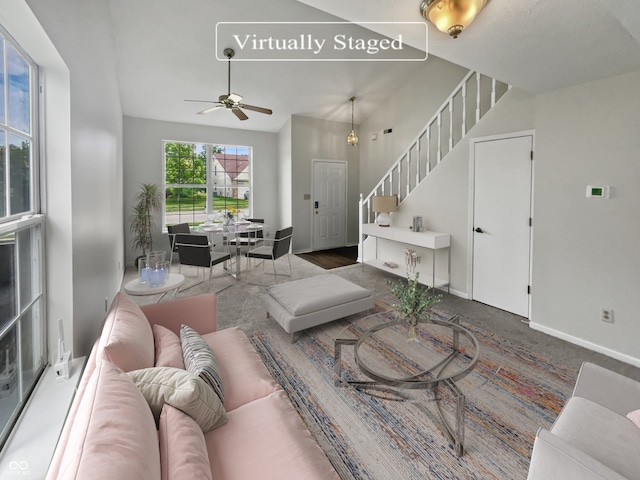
[185,48,273,121]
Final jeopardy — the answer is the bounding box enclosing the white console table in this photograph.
[360,223,451,290]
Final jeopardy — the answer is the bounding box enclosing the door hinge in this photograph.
[530,150,534,160]
[527,285,531,294]
[529,217,532,227]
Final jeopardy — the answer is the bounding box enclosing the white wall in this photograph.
[290,115,359,253]
[530,71,640,365]
[8,0,124,358]
[358,56,468,196]
[277,117,292,229]
[123,116,279,264]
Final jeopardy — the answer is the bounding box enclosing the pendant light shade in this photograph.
[420,0,487,39]
[347,96,358,146]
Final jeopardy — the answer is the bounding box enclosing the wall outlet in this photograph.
[601,308,614,323]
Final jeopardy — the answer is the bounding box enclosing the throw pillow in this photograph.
[98,292,155,372]
[159,404,213,480]
[627,409,640,428]
[153,324,185,369]
[180,324,224,403]
[128,367,227,433]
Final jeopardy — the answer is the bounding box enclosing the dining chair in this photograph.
[174,233,232,291]
[244,226,293,284]
[167,223,191,265]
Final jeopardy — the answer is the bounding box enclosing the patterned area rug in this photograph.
[250,296,577,479]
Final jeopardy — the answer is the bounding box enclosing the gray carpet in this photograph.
[122,254,640,382]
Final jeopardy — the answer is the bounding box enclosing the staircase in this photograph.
[360,71,511,223]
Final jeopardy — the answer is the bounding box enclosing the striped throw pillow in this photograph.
[180,324,224,403]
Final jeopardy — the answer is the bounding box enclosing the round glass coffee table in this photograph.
[334,312,479,456]
[124,273,185,302]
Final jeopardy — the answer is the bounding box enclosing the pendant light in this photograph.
[420,0,487,39]
[347,96,359,147]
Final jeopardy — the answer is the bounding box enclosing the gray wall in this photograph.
[22,0,124,358]
[530,71,640,364]
[123,117,279,265]
[290,115,360,253]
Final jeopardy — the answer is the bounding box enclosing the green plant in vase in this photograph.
[129,183,163,265]
[387,272,442,341]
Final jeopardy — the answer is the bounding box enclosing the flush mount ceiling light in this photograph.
[347,96,359,147]
[420,0,487,39]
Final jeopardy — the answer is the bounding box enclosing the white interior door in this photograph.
[472,135,533,317]
[312,160,346,251]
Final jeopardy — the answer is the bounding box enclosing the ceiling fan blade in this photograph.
[228,93,243,104]
[239,103,273,115]
[232,108,248,121]
[184,99,217,103]
[197,105,224,115]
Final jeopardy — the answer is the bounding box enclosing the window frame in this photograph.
[0,24,46,449]
[162,140,253,229]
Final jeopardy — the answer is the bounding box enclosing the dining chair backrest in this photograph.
[175,234,210,268]
[168,223,191,251]
[272,226,293,259]
[239,218,265,239]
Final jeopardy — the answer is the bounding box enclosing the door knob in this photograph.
[474,227,484,233]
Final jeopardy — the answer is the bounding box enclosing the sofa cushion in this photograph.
[551,396,640,479]
[128,367,227,433]
[202,327,281,411]
[267,274,371,316]
[154,324,185,369]
[181,324,224,402]
[159,404,213,480]
[205,390,339,480]
[98,292,154,372]
[57,361,160,480]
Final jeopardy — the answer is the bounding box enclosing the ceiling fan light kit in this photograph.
[347,96,359,146]
[420,0,487,39]
[185,48,272,121]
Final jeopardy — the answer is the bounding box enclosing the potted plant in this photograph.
[129,183,163,266]
[387,272,442,341]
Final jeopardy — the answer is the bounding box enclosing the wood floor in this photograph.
[295,246,358,270]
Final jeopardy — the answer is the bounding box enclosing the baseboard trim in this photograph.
[529,322,640,368]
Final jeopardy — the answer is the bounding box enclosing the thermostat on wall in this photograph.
[586,185,610,198]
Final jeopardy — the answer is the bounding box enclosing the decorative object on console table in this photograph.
[371,195,398,227]
[387,272,442,341]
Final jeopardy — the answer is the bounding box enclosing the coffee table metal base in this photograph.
[334,315,477,457]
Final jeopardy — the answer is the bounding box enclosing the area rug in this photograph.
[250,296,577,480]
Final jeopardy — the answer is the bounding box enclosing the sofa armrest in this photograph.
[527,429,627,480]
[140,293,217,335]
[572,362,640,417]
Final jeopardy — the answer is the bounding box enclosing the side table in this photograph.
[123,273,185,302]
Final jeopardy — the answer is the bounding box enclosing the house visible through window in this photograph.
[0,25,46,449]
[163,141,251,227]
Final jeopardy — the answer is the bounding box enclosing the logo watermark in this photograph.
[5,460,31,476]
[215,22,427,61]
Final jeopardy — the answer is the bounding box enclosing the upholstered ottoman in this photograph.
[264,274,374,340]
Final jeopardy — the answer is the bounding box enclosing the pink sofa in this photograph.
[46,292,339,480]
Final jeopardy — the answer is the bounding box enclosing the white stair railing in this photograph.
[360,71,511,224]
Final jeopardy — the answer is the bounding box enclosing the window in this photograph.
[0,26,46,448]
[163,141,251,227]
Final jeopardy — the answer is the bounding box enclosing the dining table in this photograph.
[195,221,265,277]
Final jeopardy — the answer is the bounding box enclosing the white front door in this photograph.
[472,135,533,317]
[312,160,347,251]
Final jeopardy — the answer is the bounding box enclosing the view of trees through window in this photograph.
[163,141,251,228]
